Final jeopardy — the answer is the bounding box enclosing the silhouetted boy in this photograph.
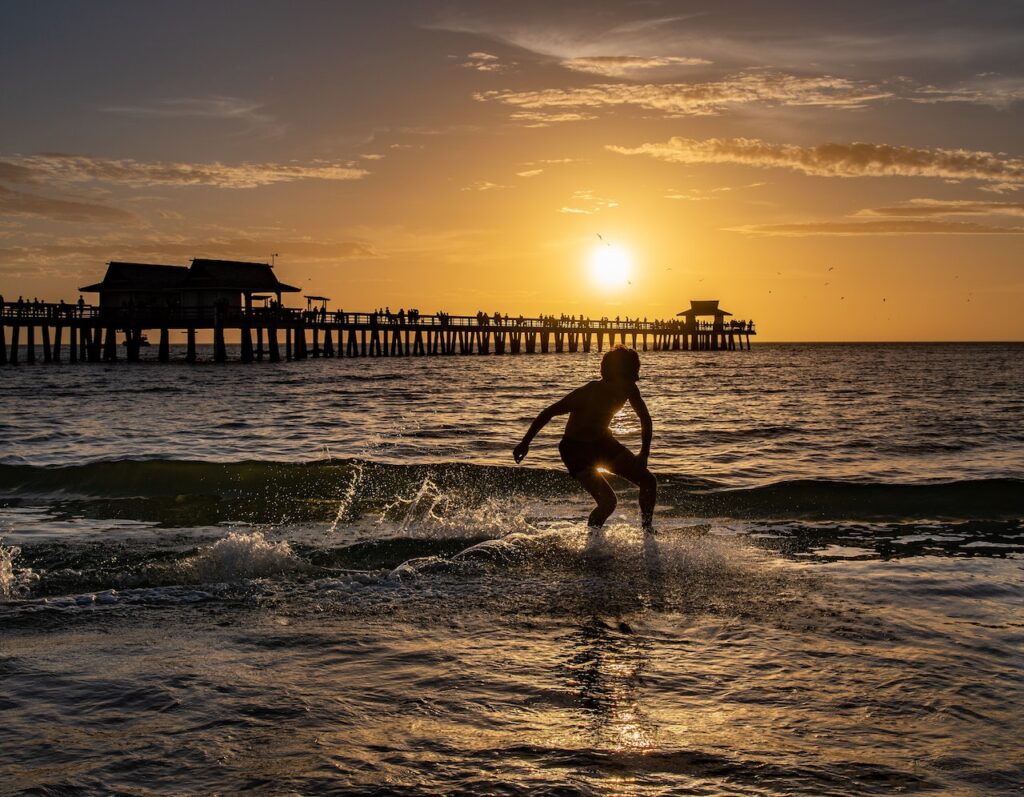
[513,345,656,531]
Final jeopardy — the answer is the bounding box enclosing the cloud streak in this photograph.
[608,137,1024,185]
[857,199,1024,218]
[102,96,287,137]
[560,55,710,77]
[732,219,1024,236]
[0,185,135,223]
[477,73,891,118]
[0,154,369,189]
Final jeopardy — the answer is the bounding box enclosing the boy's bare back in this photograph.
[561,380,642,442]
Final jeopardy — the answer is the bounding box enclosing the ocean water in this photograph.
[1,343,1022,795]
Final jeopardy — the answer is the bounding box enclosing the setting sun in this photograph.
[589,245,632,289]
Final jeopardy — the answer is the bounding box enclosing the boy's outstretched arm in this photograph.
[628,386,653,466]
[513,390,580,463]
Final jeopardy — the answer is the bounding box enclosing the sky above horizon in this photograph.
[1,0,1023,340]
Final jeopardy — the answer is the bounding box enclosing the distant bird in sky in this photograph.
[840,296,845,300]
[825,282,830,286]
[882,298,887,302]
[827,266,834,271]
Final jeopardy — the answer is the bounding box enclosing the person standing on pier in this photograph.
[513,346,657,532]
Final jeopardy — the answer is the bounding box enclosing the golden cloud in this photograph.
[732,219,1024,236]
[477,73,890,117]
[560,55,710,77]
[857,199,1024,217]
[0,185,135,223]
[608,137,1024,184]
[0,154,369,189]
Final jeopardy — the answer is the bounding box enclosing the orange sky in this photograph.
[1,2,1023,340]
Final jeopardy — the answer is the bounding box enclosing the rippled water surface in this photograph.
[1,344,1022,795]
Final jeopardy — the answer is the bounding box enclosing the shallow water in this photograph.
[1,344,1022,795]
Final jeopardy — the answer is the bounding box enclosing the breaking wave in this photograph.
[1,458,1021,523]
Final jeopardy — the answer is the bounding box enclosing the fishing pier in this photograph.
[0,260,755,365]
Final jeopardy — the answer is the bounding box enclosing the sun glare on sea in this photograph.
[589,245,632,289]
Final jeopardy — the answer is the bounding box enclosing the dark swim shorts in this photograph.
[558,435,631,477]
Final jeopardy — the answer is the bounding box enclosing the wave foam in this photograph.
[177,531,304,582]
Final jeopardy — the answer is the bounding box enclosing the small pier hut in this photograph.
[676,300,751,350]
[183,259,299,314]
[79,262,188,310]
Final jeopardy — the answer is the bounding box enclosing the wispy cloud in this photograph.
[456,51,513,73]
[608,137,1024,185]
[461,180,505,191]
[665,181,765,200]
[0,185,135,223]
[908,75,1024,110]
[560,55,710,78]
[558,190,618,215]
[516,169,544,178]
[732,219,1024,236]
[857,198,1024,218]
[0,154,369,189]
[0,235,376,277]
[101,96,286,137]
[508,111,597,127]
[477,73,891,118]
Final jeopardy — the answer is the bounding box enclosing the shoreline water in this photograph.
[2,343,1022,794]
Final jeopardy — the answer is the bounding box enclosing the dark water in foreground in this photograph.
[1,344,1022,795]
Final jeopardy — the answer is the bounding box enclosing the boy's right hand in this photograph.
[513,441,529,463]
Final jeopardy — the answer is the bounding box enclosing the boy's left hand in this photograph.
[513,441,529,463]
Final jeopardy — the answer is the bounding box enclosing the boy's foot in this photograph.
[642,523,656,535]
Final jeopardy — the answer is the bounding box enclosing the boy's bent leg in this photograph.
[574,470,617,527]
[608,451,657,530]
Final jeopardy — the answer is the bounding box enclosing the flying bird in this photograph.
[827,266,834,271]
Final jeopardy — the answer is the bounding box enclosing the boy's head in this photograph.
[600,345,641,383]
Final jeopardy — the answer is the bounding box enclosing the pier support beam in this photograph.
[159,328,170,362]
[103,326,117,362]
[42,325,52,363]
[213,318,227,363]
[240,322,254,363]
[186,328,197,363]
[0,325,8,365]
[10,325,19,365]
[27,326,36,364]
[256,326,264,362]
[268,326,281,362]
[68,325,77,363]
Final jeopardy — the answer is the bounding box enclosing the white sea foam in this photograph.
[177,531,303,582]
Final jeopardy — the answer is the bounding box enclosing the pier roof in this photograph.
[676,300,732,318]
[80,262,188,293]
[186,259,299,293]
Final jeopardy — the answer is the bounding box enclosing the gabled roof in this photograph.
[185,259,300,293]
[676,299,732,317]
[80,262,188,292]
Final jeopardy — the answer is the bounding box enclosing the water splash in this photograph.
[177,531,303,583]
[0,539,38,599]
[377,473,535,538]
[326,461,364,538]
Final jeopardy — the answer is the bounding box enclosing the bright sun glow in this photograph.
[589,245,632,289]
